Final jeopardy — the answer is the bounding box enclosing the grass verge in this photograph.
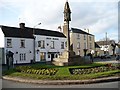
[4,70,120,80]
[2,62,120,80]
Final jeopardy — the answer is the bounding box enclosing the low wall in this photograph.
[68,55,92,65]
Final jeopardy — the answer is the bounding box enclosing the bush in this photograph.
[15,66,58,76]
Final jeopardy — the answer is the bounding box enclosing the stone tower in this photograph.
[52,0,92,66]
[52,1,75,66]
[63,1,71,52]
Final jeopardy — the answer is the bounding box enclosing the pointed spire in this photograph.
[64,0,71,21]
[64,0,71,13]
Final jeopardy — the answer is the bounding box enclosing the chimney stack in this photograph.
[19,23,25,29]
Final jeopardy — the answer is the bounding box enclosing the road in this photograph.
[94,56,120,64]
[2,79,119,88]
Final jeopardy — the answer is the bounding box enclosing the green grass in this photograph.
[3,62,120,80]
[25,62,106,69]
[5,70,120,80]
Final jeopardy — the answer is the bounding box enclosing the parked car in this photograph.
[100,54,111,59]
[116,55,120,61]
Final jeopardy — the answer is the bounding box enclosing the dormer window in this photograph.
[20,40,25,48]
[7,39,12,48]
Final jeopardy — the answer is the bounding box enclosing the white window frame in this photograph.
[77,42,80,49]
[20,53,26,61]
[20,40,25,48]
[89,36,92,41]
[84,42,87,49]
[61,42,64,49]
[7,39,12,48]
[51,41,55,49]
[38,40,45,49]
[84,35,86,40]
[90,43,92,49]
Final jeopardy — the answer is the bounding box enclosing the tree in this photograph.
[111,43,116,56]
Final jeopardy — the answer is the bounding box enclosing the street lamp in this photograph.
[33,23,41,63]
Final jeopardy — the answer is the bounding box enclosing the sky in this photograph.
[0,0,119,47]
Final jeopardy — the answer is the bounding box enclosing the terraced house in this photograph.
[0,23,95,65]
[0,23,66,64]
[70,28,95,56]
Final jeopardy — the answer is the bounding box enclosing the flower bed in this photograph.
[69,64,119,75]
[15,66,58,76]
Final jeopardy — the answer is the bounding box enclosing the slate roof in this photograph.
[96,40,115,45]
[71,28,94,36]
[0,25,66,38]
[1,26,33,39]
[34,28,66,38]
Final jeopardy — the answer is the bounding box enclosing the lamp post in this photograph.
[33,23,41,63]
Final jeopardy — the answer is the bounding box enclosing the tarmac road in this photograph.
[2,79,119,88]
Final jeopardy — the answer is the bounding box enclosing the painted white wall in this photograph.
[99,45,114,55]
[35,35,67,62]
[4,37,34,64]
[0,28,4,48]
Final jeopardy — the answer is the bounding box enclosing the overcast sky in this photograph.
[0,0,119,47]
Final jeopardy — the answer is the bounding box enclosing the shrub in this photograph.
[70,64,119,75]
[15,66,58,76]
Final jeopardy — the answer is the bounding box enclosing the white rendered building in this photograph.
[0,23,66,64]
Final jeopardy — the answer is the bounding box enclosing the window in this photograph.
[51,41,55,49]
[38,40,45,49]
[40,52,46,61]
[90,43,92,49]
[84,42,86,49]
[55,54,58,58]
[61,42,64,49]
[77,42,80,49]
[84,35,86,40]
[20,53,26,61]
[89,36,92,41]
[78,50,80,55]
[7,39,12,48]
[77,34,80,39]
[48,54,50,58]
[20,40,25,48]
[65,41,67,47]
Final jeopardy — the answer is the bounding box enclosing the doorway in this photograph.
[51,54,54,61]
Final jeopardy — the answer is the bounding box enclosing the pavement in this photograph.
[2,76,120,85]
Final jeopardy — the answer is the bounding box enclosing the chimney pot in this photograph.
[19,23,25,29]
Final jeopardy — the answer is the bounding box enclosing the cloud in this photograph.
[0,0,119,42]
